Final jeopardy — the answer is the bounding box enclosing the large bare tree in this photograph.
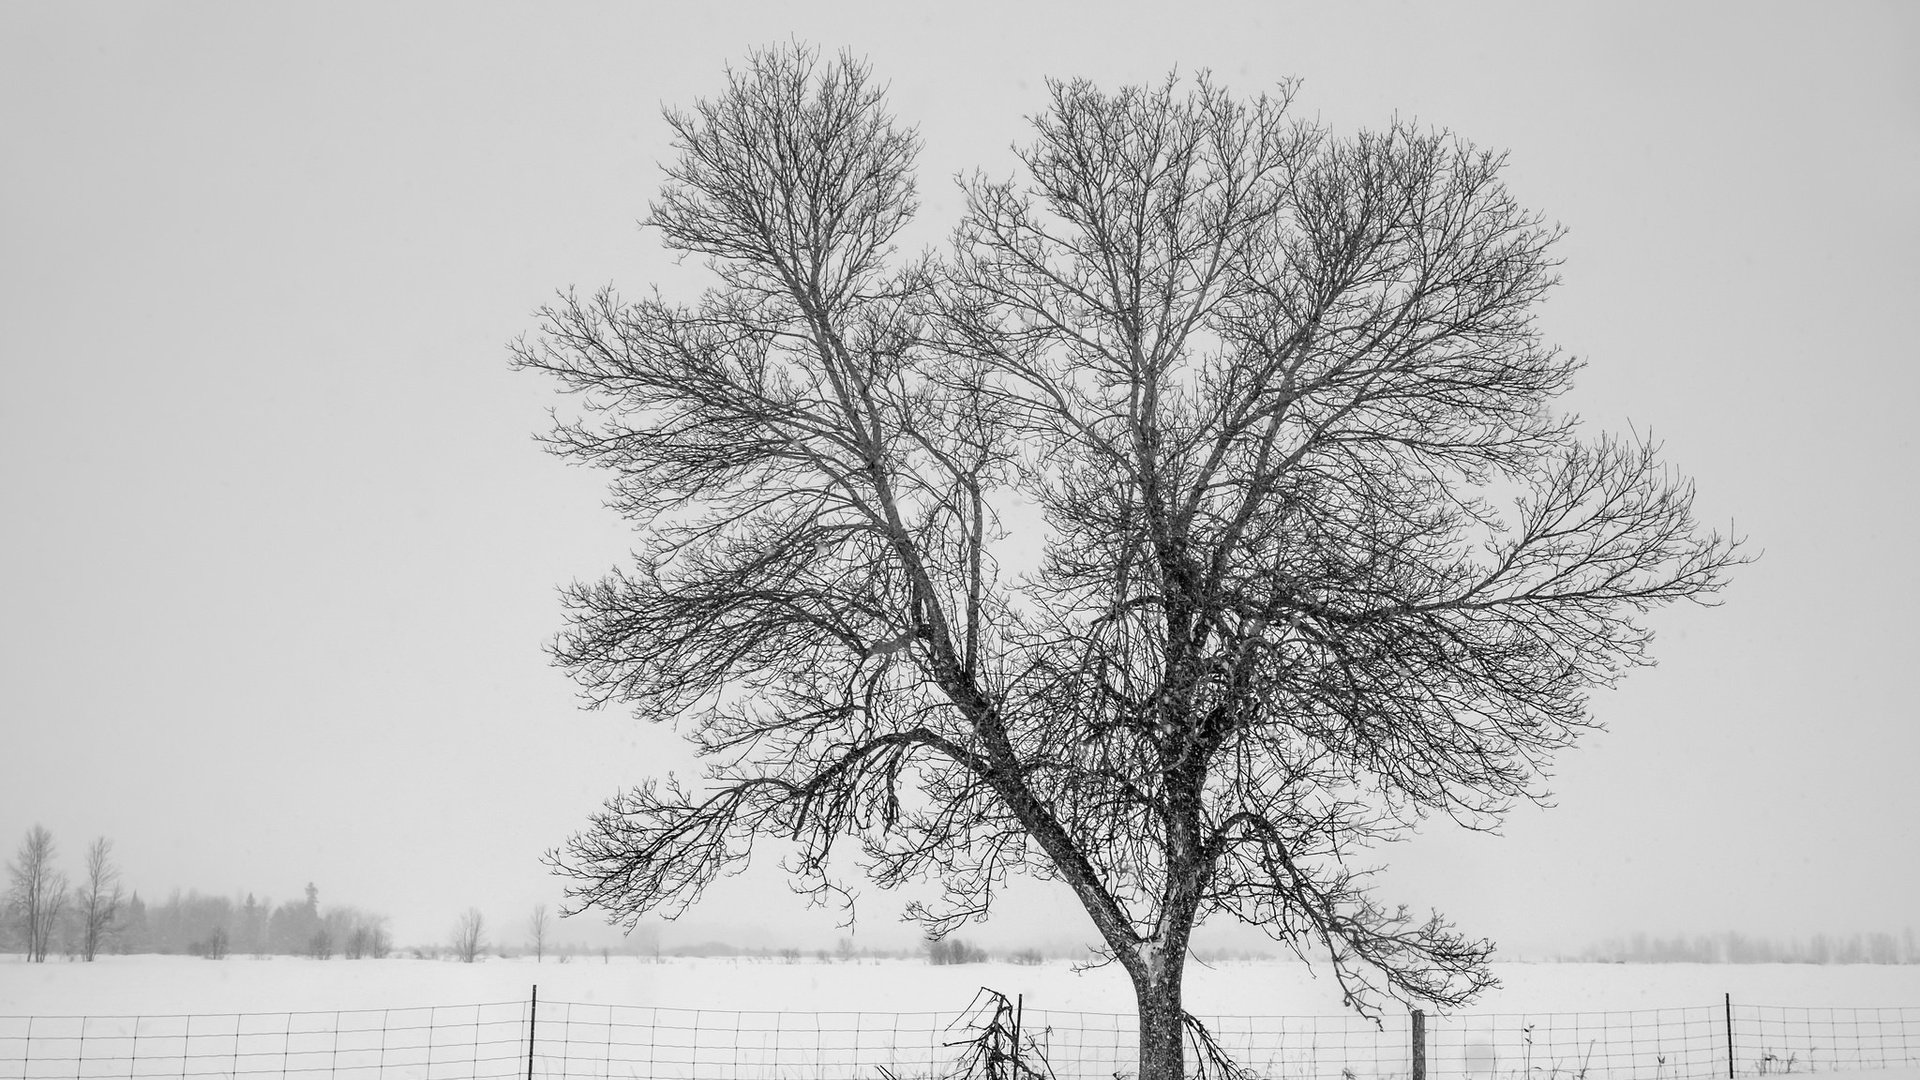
[7,825,67,963]
[76,835,122,961]
[517,46,1742,1080]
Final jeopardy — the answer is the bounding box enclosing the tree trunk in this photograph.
[1135,948,1186,1080]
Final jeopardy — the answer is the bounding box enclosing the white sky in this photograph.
[3,2,1917,956]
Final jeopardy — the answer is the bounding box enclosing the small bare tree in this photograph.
[519,45,1744,1080]
[336,909,389,959]
[528,903,550,962]
[451,907,486,963]
[6,826,67,962]
[76,836,122,961]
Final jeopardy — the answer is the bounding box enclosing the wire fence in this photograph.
[0,1002,531,1080]
[1427,1005,1725,1080]
[1735,1005,1920,1076]
[4,991,1919,1080]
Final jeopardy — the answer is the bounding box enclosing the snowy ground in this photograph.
[4,957,1919,1080]
[7,954,1920,1016]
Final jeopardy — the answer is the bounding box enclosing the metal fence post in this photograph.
[1012,994,1024,1080]
[1412,1009,1427,1080]
[1726,993,1735,1079]
[528,985,538,1080]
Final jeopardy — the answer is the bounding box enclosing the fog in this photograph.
[3,4,1916,960]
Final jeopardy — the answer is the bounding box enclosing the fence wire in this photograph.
[3,996,1919,1080]
[1734,1005,1920,1076]
[1426,1006,1725,1080]
[0,1001,530,1080]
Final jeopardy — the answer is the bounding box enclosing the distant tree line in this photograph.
[1586,930,1919,965]
[123,882,391,959]
[924,936,990,966]
[3,825,388,960]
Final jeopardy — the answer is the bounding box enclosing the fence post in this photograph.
[1012,994,1023,1079]
[1412,1009,1426,1080]
[528,985,539,1080]
[1726,993,1735,1079]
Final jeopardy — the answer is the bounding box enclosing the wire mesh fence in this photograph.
[523,1002,1420,1080]
[1734,1005,1920,1076]
[532,1003,951,1080]
[1013,1008,1418,1080]
[1426,1005,1726,1080]
[4,991,1919,1080]
[0,1001,531,1080]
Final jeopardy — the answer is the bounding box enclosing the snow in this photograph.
[3,958,1919,1080]
[10,955,1920,1017]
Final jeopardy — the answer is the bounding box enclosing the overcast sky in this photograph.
[3,2,1916,957]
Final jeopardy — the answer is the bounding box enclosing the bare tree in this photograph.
[334,907,389,959]
[528,903,550,962]
[7,826,68,963]
[76,836,122,961]
[451,908,485,963]
[517,45,1743,1080]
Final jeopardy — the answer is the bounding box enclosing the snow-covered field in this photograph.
[4,957,1920,1080]
[6,954,1920,1016]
